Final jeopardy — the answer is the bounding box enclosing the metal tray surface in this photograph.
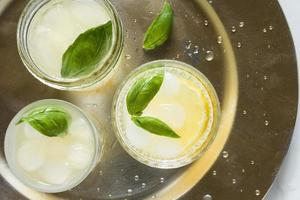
[0,0,297,199]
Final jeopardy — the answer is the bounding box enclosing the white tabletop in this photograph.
[265,0,300,199]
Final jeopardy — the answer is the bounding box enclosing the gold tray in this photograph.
[0,0,297,199]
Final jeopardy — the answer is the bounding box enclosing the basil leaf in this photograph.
[61,21,113,78]
[17,106,71,137]
[143,2,173,50]
[131,116,180,138]
[126,71,164,116]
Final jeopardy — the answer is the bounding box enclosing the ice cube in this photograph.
[42,2,77,38]
[69,118,93,143]
[125,118,151,150]
[67,0,110,28]
[38,160,71,185]
[157,104,186,129]
[67,143,93,170]
[17,141,46,171]
[28,29,62,77]
[23,123,46,140]
[151,140,183,158]
[159,72,180,96]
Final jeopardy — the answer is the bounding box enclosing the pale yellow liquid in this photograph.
[121,67,214,160]
[5,104,95,188]
[28,0,110,79]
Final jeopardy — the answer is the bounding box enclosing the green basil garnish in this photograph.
[143,2,173,50]
[131,116,180,138]
[126,71,164,116]
[61,21,113,78]
[17,106,71,137]
[126,69,180,138]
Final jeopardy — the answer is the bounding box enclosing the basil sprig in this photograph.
[126,70,180,138]
[61,21,113,78]
[132,116,180,138]
[126,71,164,116]
[143,2,173,50]
[17,106,71,137]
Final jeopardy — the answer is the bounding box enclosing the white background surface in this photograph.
[265,0,300,199]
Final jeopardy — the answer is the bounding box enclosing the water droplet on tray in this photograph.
[255,190,261,196]
[193,46,199,54]
[237,42,242,48]
[268,25,273,31]
[204,20,209,26]
[212,170,217,176]
[232,179,236,184]
[203,194,213,200]
[242,110,247,115]
[134,175,139,181]
[217,36,223,44]
[160,177,165,183]
[127,189,132,193]
[185,40,192,49]
[239,21,245,28]
[265,120,269,126]
[205,51,214,61]
[250,160,255,165]
[231,26,236,33]
[222,151,229,158]
[263,28,267,33]
[142,183,146,188]
[125,54,131,60]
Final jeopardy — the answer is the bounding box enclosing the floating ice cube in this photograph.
[67,143,93,170]
[69,118,93,143]
[17,141,46,171]
[159,72,180,96]
[23,123,46,140]
[125,118,151,150]
[42,2,77,38]
[38,160,71,185]
[67,0,110,28]
[157,103,186,129]
[151,140,183,158]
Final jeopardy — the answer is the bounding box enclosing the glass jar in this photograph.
[17,0,123,90]
[112,60,221,169]
[4,99,102,193]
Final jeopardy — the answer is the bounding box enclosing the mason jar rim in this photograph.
[17,0,124,91]
[4,99,101,193]
[112,59,221,169]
